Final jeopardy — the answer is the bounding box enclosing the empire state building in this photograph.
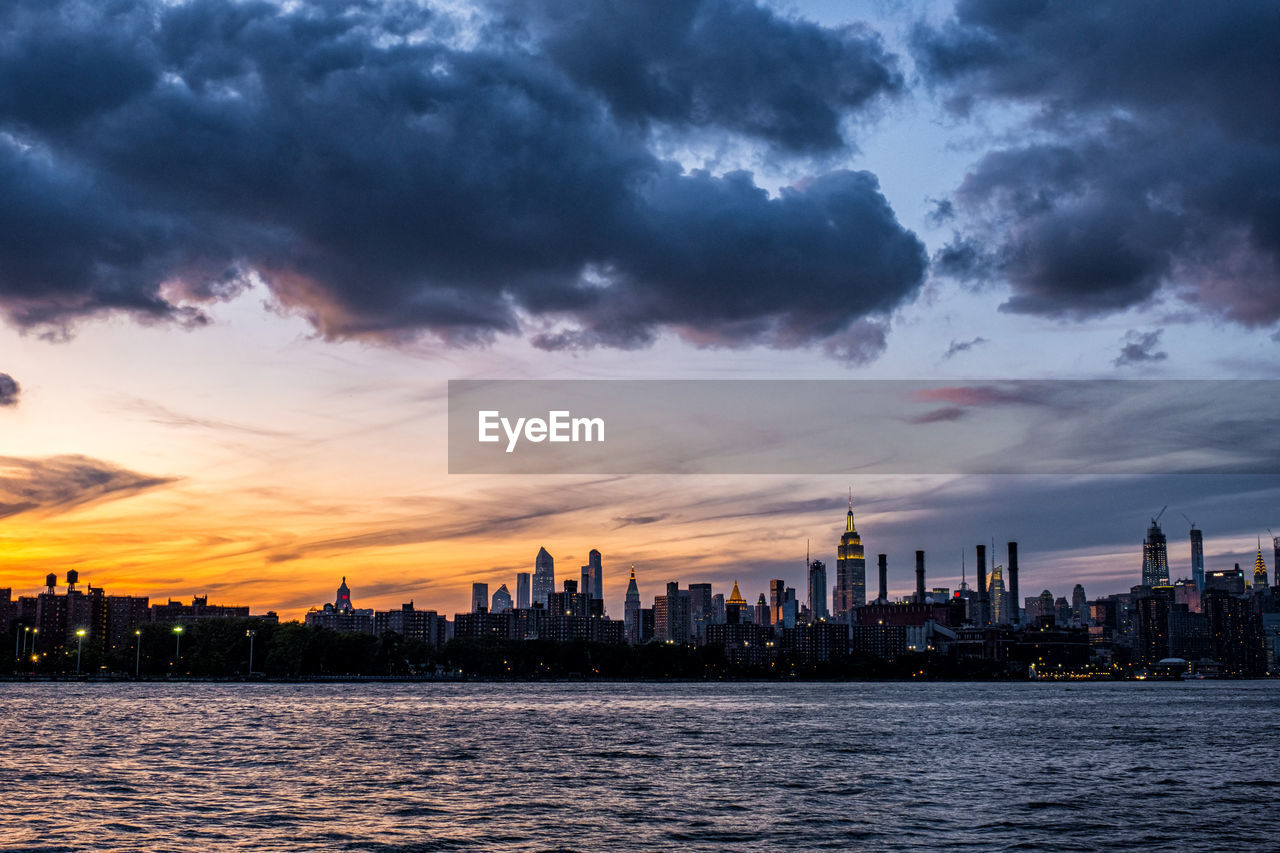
[834,496,866,618]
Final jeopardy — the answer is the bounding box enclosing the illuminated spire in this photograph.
[1255,543,1268,586]
[845,491,856,534]
[728,580,746,605]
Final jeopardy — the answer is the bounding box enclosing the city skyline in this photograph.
[4,498,1275,622]
[2,0,1280,623]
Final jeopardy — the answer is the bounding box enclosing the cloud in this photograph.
[0,373,18,406]
[913,1,1280,328]
[0,454,176,519]
[1113,329,1168,368]
[612,514,669,528]
[0,0,924,360]
[942,336,987,359]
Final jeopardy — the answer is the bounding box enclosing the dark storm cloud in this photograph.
[0,0,924,357]
[0,373,18,407]
[1113,330,1168,369]
[0,455,176,518]
[502,0,903,153]
[914,0,1280,327]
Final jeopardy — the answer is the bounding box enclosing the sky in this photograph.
[1,0,1279,619]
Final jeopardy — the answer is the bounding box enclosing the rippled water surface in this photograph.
[2,681,1278,851]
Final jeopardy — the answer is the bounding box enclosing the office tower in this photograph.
[769,579,786,625]
[1038,589,1055,624]
[781,587,798,629]
[471,582,489,613]
[588,549,603,602]
[834,495,866,617]
[988,562,1006,624]
[1273,532,1280,587]
[711,593,725,625]
[1007,542,1020,626]
[1205,565,1246,595]
[808,559,828,619]
[516,572,531,610]
[1142,513,1170,587]
[1189,525,1205,591]
[688,583,713,644]
[654,582,691,644]
[975,543,988,625]
[877,554,888,604]
[726,581,747,624]
[1254,544,1269,591]
[1072,584,1087,626]
[914,551,926,604]
[533,547,555,607]
[754,593,770,627]
[491,584,513,614]
[581,565,591,599]
[624,567,641,644]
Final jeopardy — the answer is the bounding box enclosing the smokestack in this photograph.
[1007,541,1020,626]
[976,544,988,625]
[915,551,926,603]
[878,554,888,603]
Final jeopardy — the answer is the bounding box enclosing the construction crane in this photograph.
[1181,512,1197,530]
[1152,505,1167,526]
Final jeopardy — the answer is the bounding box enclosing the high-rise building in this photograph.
[754,593,770,627]
[588,549,603,602]
[471,583,489,613]
[769,579,786,625]
[1071,584,1088,626]
[491,584,513,614]
[1189,525,1205,591]
[1142,516,1170,588]
[581,565,591,599]
[988,562,1006,624]
[808,559,828,619]
[624,567,641,644]
[834,496,866,618]
[1253,544,1269,591]
[532,547,555,607]
[688,583,713,644]
[654,582,690,644]
[974,543,988,626]
[335,577,354,613]
[516,572,531,610]
[1273,533,1280,588]
[1007,542,1020,626]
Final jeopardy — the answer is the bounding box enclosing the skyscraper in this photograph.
[975,543,988,626]
[988,562,1006,624]
[1071,584,1088,626]
[624,566,641,643]
[588,549,603,602]
[808,559,828,619]
[1273,533,1280,588]
[834,495,866,618]
[491,584,513,614]
[533,547,555,607]
[1142,515,1169,588]
[1254,544,1269,591]
[769,579,786,625]
[688,583,713,644]
[516,572,531,610]
[1189,524,1205,591]
[471,582,489,613]
[1007,541,1020,625]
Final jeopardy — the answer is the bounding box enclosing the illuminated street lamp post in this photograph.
[245,629,257,677]
[27,628,38,664]
[75,629,87,676]
[14,625,22,666]
[135,629,143,679]
[173,625,184,672]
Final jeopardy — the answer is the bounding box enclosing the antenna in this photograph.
[848,487,853,512]
[1181,512,1197,530]
[806,539,810,569]
[961,549,966,588]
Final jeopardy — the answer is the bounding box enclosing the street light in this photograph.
[173,625,184,672]
[14,625,24,667]
[75,629,87,676]
[134,629,143,679]
[245,629,257,677]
